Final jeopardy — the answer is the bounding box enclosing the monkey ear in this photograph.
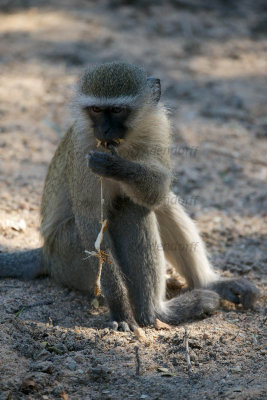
[147,77,161,103]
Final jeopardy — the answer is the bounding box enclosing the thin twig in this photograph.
[135,346,141,376]
[100,176,104,225]
[84,175,110,296]
[184,326,193,376]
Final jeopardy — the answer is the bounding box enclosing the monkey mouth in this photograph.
[96,138,125,148]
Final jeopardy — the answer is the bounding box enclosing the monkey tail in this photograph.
[157,289,220,325]
[0,248,48,280]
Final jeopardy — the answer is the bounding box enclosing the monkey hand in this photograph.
[209,278,259,309]
[88,151,135,179]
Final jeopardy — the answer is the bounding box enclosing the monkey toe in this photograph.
[118,321,131,332]
[237,279,259,309]
[108,321,119,331]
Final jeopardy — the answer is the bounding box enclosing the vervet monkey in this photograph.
[0,62,258,330]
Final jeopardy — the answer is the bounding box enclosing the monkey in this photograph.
[0,62,259,331]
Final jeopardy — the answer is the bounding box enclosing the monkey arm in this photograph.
[88,151,171,209]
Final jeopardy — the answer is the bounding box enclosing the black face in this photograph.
[84,106,131,147]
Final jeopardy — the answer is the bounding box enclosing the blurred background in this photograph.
[0,1,266,398]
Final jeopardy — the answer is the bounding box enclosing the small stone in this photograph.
[155,319,171,330]
[157,367,169,373]
[157,367,174,376]
[190,351,197,362]
[134,327,150,345]
[65,357,77,371]
[52,384,65,395]
[30,361,53,374]
[35,349,50,360]
[20,377,36,394]
[76,369,84,374]
[232,366,242,373]
[91,298,99,309]
[55,343,68,353]
[74,354,85,363]
[88,367,111,382]
[233,386,243,392]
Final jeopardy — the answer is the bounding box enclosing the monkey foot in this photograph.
[210,278,259,309]
[108,320,138,332]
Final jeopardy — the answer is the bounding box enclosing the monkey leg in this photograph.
[43,217,137,331]
[156,192,259,308]
[108,198,166,326]
[108,198,221,326]
[156,192,217,289]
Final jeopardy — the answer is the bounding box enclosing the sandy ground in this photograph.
[0,0,266,399]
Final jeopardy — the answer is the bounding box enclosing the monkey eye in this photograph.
[91,106,102,113]
[111,107,124,114]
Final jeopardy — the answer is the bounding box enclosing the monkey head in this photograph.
[76,62,161,148]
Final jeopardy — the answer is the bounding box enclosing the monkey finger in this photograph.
[90,151,113,159]
[88,155,112,170]
[239,282,259,309]
[223,290,241,304]
[217,278,259,309]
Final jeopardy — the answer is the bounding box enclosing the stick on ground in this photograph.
[135,346,141,376]
[184,326,193,376]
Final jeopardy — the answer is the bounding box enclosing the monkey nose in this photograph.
[103,128,111,137]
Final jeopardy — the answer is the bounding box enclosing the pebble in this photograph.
[35,349,51,361]
[76,369,84,374]
[88,367,111,382]
[190,350,197,361]
[231,366,242,373]
[232,386,243,392]
[52,384,65,395]
[157,367,169,373]
[65,357,77,371]
[55,343,68,353]
[30,361,53,374]
[74,353,85,363]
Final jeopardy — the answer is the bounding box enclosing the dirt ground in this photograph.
[0,1,266,399]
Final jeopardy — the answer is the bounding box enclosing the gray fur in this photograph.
[0,248,46,280]
[0,62,259,329]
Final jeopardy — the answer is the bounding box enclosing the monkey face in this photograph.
[84,106,131,147]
